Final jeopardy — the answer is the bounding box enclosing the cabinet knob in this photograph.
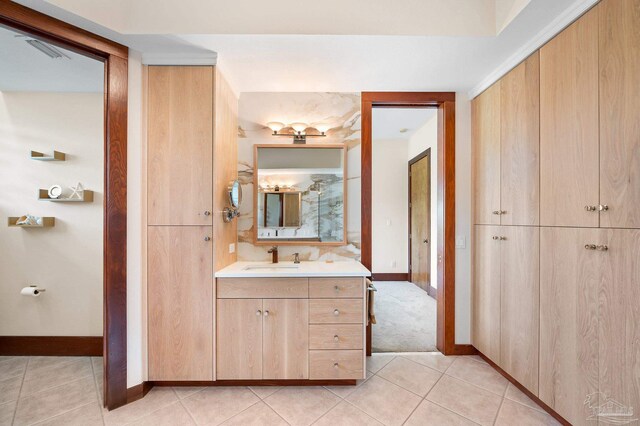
[584,244,597,250]
[596,245,609,251]
[492,210,501,215]
[500,210,507,215]
[333,309,340,316]
[333,362,339,368]
[334,335,339,342]
[334,285,340,291]
[263,310,269,317]
[492,236,499,240]
[204,236,211,241]
[256,310,262,316]
[499,236,507,241]
[204,211,211,216]
[585,205,597,212]
[598,204,609,212]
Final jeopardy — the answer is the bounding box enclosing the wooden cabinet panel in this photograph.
[500,53,540,226]
[500,226,539,395]
[309,350,364,380]
[217,277,308,299]
[540,8,599,227]
[539,227,600,425]
[309,299,363,324]
[308,277,363,298]
[147,66,213,225]
[263,299,309,379]
[472,225,501,364]
[309,324,363,350]
[599,229,640,420]
[148,226,213,380]
[599,0,640,229]
[472,82,501,225]
[216,299,263,380]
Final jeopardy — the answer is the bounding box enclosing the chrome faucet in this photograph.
[268,246,278,263]
[293,252,300,264]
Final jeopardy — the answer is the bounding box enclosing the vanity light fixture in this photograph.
[266,121,328,144]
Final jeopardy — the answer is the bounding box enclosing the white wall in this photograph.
[372,139,408,273]
[407,114,439,287]
[0,91,103,336]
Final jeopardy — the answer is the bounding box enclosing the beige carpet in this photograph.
[371,281,437,352]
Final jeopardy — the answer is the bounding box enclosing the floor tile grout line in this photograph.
[29,401,100,426]
[340,397,387,426]
[19,370,96,400]
[492,395,507,425]
[89,356,106,425]
[311,398,380,426]
[419,399,484,426]
[441,368,508,398]
[308,394,342,426]
[26,357,86,375]
[382,353,448,376]
[371,369,433,400]
[10,356,29,425]
[177,397,204,426]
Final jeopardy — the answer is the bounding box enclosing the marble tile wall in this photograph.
[237,92,361,262]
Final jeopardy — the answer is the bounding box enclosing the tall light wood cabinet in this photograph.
[540,7,599,228]
[599,0,640,229]
[472,82,501,225]
[539,227,600,426]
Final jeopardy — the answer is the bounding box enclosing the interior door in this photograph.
[148,226,213,380]
[263,299,309,379]
[500,226,539,395]
[216,298,263,379]
[410,153,430,292]
[539,227,600,425]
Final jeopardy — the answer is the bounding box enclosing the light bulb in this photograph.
[315,124,331,134]
[290,122,308,133]
[266,122,285,133]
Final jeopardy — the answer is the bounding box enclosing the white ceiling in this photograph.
[372,108,437,141]
[0,24,104,92]
[12,0,593,96]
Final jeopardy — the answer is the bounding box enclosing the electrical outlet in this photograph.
[455,236,466,249]
[229,243,236,254]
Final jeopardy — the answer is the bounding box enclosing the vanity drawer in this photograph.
[309,277,363,298]
[217,278,308,298]
[309,324,363,350]
[309,299,363,324]
[309,350,363,379]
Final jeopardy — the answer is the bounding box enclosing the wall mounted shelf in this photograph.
[30,150,66,161]
[38,189,94,202]
[8,217,56,227]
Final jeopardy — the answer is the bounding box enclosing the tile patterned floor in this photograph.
[0,353,561,426]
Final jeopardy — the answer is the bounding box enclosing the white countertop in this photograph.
[215,261,371,278]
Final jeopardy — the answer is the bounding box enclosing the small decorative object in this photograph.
[16,214,41,226]
[69,182,84,200]
[47,184,62,199]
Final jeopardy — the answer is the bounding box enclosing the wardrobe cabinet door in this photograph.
[472,82,501,225]
[539,227,600,426]
[599,229,640,421]
[472,225,501,363]
[217,298,263,380]
[148,226,213,380]
[262,299,309,380]
[500,226,539,395]
[500,52,539,226]
[599,0,640,229]
[540,8,599,227]
[147,66,213,225]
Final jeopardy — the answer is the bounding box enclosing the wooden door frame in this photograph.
[408,148,436,298]
[362,92,474,356]
[0,1,129,410]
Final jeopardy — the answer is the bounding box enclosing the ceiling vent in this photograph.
[24,39,70,59]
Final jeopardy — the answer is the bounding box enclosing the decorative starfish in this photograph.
[69,182,84,200]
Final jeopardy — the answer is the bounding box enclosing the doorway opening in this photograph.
[370,108,438,353]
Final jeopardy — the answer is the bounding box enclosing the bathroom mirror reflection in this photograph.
[254,144,346,244]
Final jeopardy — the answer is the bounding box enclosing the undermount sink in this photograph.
[242,265,300,271]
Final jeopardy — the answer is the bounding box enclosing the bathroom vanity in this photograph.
[214,261,370,383]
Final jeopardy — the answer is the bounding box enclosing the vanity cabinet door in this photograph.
[262,299,309,379]
[148,226,213,381]
[217,299,263,380]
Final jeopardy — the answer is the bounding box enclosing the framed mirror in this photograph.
[254,144,346,245]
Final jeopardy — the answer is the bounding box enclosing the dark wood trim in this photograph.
[0,2,129,410]
[362,92,457,356]
[476,350,571,426]
[371,273,409,281]
[0,336,103,356]
[151,379,357,387]
[127,382,153,404]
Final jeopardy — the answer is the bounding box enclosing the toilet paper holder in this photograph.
[22,285,46,296]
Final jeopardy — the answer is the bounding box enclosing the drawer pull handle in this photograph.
[334,335,339,342]
[264,310,269,317]
[333,362,339,368]
[256,310,262,316]
[333,309,340,316]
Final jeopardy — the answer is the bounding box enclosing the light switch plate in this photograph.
[229,243,236,254]
[455,236,466,249]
